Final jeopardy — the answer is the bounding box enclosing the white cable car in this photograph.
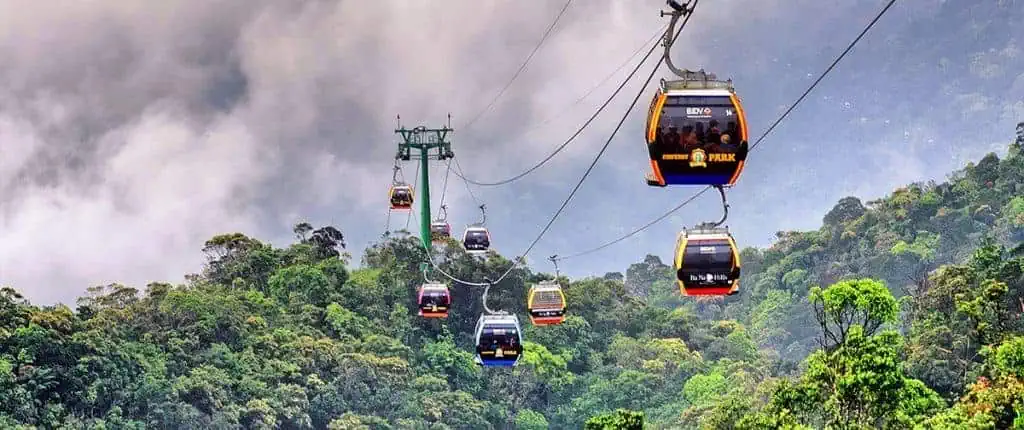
[462,225,491,253]
[474,314,523,367]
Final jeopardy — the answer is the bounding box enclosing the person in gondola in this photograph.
[735,138,749,162]
[725,121,739,146]
[681,125,699,151]
[694,122,706,145]
[705,120,721,149]
[649,125,667,160]
[398,190,412,205]
[664,124,681,153]
[708,133,732,153]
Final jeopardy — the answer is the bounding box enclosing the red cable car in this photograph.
[430,221,452,242]
[417,283,450,318]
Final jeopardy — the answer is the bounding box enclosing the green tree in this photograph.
[585,409,644,430]
[809,278,899,350]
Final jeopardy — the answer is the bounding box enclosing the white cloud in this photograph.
[1002,101,1024,125]
[0,107,264,304]
[1,0,1021,304]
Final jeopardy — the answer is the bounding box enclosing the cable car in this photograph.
[673,227,741,296]
[430,221,452,242]
[527,281,567,326]
[417,283,450,318]
[644,74,749,187]
[389,183,413,210]
[474,314,523,367]
[463,226,491,253]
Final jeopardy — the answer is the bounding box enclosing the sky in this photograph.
[1,0,1022,305]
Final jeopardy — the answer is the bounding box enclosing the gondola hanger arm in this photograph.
[421,263,437,284]
[481,277,498,315]
[660,0,698,80]
[696,184,729,230]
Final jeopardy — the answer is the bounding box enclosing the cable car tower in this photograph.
[394,115,455,253]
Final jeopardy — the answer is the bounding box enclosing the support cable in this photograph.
[405,161,420,231]
[460,0,575,133]
[421,4,697,287]
[550,0,898,262]
[749,0,897,151]
[452,22,672,187]
[517,26,667,141]
[436,159,453,219]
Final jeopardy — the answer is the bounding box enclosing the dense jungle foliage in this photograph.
[1,129,1023,429]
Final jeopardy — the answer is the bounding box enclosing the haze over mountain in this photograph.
[1,0,1022,304]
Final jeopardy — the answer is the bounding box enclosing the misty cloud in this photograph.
[1,0,1022,304]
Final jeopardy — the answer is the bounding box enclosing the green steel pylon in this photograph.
[394,115,455,255]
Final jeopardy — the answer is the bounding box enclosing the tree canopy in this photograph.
[0,137,1022,428]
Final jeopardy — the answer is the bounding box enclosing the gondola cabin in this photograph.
[417,283,451,318]
[389,184,414,210]
[462,226,491,253]
[430,221,452,242]
[644,77,749,187]
[527,281,567,326]
[673,227,741,296]
[474,314,523,367]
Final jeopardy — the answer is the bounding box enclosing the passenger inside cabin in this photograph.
[709,133,735,153]
[649,125,666,159]
[705,120,721,148]
[736,139,749,161]
[695,122,706,143]
[393,189,411,204]
[681,125,698,151]
[421,291,445,307]
[665,124,681,152]
[725,121,739,143]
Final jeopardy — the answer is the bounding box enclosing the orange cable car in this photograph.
[389,183,413,210]
[644,74,749,188]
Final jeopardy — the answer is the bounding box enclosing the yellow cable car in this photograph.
[673,227,741,296]
[527,280,567,326]
[644,75,749,187]
[389,183,413,210]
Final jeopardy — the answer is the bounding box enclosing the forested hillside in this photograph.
[0,134,1022,429]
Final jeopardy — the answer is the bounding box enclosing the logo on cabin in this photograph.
[725,108,735,116]
[689,149,708,168]
[685,107,713,117]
